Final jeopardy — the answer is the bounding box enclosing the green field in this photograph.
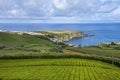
[0,32,64,57]
[0,59,120,80]
[0,32,120,80]
[65,46,120,67]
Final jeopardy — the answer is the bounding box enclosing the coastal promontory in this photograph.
[37,30,84,42]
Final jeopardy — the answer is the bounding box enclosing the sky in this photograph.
[0,0,120,23]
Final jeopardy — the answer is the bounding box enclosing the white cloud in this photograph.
[100,0,107,2]
[53,0,68,10]
[98,1,118,12]
[0,0,120,21]
[112,8,120,16]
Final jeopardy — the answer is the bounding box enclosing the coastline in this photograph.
[37,30,85,43]
[0,30,91,46]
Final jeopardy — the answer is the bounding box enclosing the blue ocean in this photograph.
[0,23,120,46]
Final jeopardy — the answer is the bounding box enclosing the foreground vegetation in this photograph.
[0,58,120,80]
[0,32,120,67]
[0,32,65,53]
[0,31,120,80]
[65,46,120,67]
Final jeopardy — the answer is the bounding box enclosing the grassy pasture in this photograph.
[65,46,120,58]
[0,32,64,56]
[0,58,120,80]
[65,46,120,66]
[0,32,57,48]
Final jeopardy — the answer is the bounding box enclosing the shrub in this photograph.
[0,45,6,49]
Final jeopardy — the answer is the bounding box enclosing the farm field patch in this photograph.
[0,59,120,80]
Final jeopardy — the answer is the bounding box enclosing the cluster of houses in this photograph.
[48,38,62,43]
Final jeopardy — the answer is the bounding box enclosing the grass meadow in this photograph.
[0,59,120,80]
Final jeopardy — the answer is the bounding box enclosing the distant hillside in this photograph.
[0,32,66,58]
[0,32,55,48]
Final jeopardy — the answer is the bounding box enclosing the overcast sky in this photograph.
[0,0,120,23]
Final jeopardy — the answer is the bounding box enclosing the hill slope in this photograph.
[0,32,65,58]
[0,32,54,47]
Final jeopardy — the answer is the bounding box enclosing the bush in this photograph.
[16,48,41,52]
[49,47,63,53]
[0,45,6,49]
